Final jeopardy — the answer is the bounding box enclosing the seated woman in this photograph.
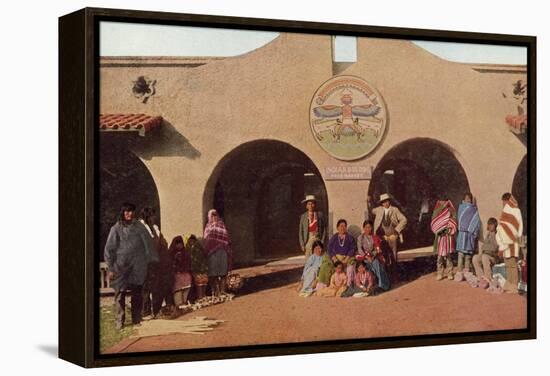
[341,262,376,297]
[317,261,348,297]
[299,240,324,297]
[327,219,357,287]
[357,220,391,292]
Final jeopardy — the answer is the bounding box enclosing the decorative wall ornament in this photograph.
[505,80,528,134]
[309,75,388,161]
[132,75,157,103]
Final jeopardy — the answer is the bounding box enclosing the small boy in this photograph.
[472,218,499,289]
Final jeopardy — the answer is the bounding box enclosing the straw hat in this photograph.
[301,195,317,203]
[379,193,392,203]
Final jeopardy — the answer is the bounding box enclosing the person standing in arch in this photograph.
[372,193,408,277]
[299,195,327,262]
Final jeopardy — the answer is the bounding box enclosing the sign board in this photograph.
[324,165,372,180]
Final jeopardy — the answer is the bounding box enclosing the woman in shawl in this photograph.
[170,235,192,309]
[187,234,209,300]
[356,220,391,291]
[431,199,458,281]
[455,192,481,282]
[496,193,523,293]
[204,209,232,296]
[298,240,324,297]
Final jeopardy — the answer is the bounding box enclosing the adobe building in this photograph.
[99,33,527,266]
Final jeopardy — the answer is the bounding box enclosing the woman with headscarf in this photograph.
[204,209,232,296]
[431,199,458,281]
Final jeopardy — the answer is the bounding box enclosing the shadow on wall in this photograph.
[131,120,201,160]
[347,224,362,239]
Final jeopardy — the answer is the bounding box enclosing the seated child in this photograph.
[472,217,499,289]
[317,261,348,297]
[341,262,375,297]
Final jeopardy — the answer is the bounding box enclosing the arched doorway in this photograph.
[368,138,470,250]
[99,138,160,260]
[512,155,527,232]
[203,140,328,266]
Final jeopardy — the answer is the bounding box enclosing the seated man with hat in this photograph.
[372,193,408,275]
[299,195,327,262]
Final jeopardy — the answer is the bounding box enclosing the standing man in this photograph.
[299,195,327,261]
[372,193,408,270]
[104,203,155,329]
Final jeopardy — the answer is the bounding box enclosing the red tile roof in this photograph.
[506,114,527,135]
[99,114,162,135]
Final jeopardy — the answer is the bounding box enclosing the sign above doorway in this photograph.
[324,165,373,180]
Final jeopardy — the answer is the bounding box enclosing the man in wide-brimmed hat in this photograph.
[299,195,327,261]
[372,193,408,272]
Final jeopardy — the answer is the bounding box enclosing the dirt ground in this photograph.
[104,272,527,354]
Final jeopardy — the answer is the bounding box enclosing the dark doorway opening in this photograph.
[368,138,470,250]
[512,155,527,232]
[99,137,160,261]
[204,140,328,266]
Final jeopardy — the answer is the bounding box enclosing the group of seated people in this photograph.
[298,219,392,298]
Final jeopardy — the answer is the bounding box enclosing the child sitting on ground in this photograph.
[472,218,499,289]
[317,261,348,297]
[341,262,375,297]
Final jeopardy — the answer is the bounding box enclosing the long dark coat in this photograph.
[104,220,155,290]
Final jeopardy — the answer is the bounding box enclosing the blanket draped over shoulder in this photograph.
[431,200,458,257]
[203,211,233,270]
[496,196,523,258]
[456,202,481,253]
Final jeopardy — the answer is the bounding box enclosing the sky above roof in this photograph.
[100,21,527,65]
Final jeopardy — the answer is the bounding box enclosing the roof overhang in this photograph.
[99,114,163,136]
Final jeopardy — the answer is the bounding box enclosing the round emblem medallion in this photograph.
[309,75,388,161]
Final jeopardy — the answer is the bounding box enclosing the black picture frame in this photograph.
[59,7,536,368]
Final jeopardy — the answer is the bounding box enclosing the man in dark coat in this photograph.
[299,195,327,261]
[104,203,155,329]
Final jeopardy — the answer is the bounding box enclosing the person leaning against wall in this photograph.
[298,195,327,262]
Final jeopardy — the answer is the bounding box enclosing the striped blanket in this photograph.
[456,202,481,254]
[431,200,458,257]
[496,197,523,258]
